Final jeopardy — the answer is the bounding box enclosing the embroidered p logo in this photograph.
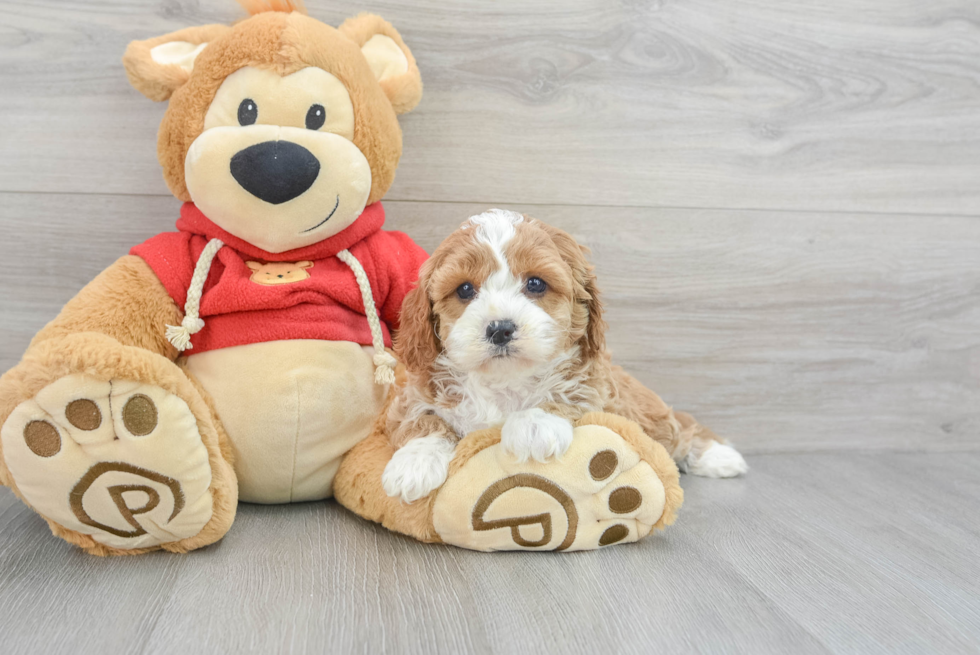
[69,462,185,539]
[470,474,579,551]
[431,422,674,552]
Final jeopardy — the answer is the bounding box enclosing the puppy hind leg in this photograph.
[603,365,685,456]
[605,366,746,478]
[674,411,747,478]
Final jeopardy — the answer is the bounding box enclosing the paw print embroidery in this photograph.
[432,421,674,552]
[246,261,313,286]
[0,375,214,549]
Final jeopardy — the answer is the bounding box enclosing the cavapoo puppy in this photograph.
[382,209,747,502]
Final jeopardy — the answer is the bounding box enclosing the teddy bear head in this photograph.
[122,0,422,254]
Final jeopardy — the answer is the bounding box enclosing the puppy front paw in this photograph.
[382,435,456,503]
[501,408,574,463]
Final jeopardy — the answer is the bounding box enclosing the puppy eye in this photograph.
[238,99,258,126]
[306,104,326,130]
[525,277,547,295]
[456,282,476,301]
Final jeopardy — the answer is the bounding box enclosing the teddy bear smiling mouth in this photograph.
[301,194,341,233]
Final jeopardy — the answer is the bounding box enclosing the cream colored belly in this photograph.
[185,340,387,504]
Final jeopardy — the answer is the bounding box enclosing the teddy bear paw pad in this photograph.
[1,375,213,549]
[432,423,668,551]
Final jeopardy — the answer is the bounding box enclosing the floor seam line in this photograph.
[1,189,979,219]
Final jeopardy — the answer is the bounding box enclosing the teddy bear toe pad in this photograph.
[432,423,668,552]
[1,374,213,549]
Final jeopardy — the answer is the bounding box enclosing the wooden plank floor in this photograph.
[1,1,979,653]
[2,454,978,654]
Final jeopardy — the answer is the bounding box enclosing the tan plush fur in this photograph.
[30,256,183,357]
[122,25,232,102]
[237,0,306,15]
[338,14,423,115]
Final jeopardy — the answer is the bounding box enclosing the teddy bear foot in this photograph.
[431,413,684,552]
[1,374,214,551]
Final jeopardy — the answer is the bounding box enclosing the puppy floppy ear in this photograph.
[579,254,606,358]
[536,220,606,358]
[339,14,423,114]
[122,24,230,101]
[394,262,440,377]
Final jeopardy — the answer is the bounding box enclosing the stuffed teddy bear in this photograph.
[0,0,682,555]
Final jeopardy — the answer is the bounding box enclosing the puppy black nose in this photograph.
[230,140,320,205]
[486,320,517,346]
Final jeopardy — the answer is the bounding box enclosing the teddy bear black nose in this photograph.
[230,140,320,205]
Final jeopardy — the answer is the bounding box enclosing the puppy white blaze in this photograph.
[445,209,560,377]
[469,208,522,266]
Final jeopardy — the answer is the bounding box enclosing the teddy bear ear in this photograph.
[297,261,314,269]
[339,14,422,115]
[122,24,231,102]
[246,261,263,271]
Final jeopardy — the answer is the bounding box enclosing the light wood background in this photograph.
[1,1,978,653]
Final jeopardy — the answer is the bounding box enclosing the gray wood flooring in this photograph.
[2,454,978,654]
[1,1,978,653]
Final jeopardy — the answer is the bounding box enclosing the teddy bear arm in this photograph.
[29,255,181,359]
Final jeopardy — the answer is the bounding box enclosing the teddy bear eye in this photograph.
[306,104,326,130]
[238,99,257,126]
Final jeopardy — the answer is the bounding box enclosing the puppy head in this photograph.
[396,209,604,382]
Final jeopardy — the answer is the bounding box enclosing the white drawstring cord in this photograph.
[336,248,398,386]
[165,238,224,352]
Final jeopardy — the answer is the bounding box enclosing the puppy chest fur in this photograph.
[411,349,604,438]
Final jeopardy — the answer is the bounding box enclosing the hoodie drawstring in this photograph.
[336,249,398,385]
[166,238,224,352]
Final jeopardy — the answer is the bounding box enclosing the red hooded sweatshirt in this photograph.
[130,202,428,355]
